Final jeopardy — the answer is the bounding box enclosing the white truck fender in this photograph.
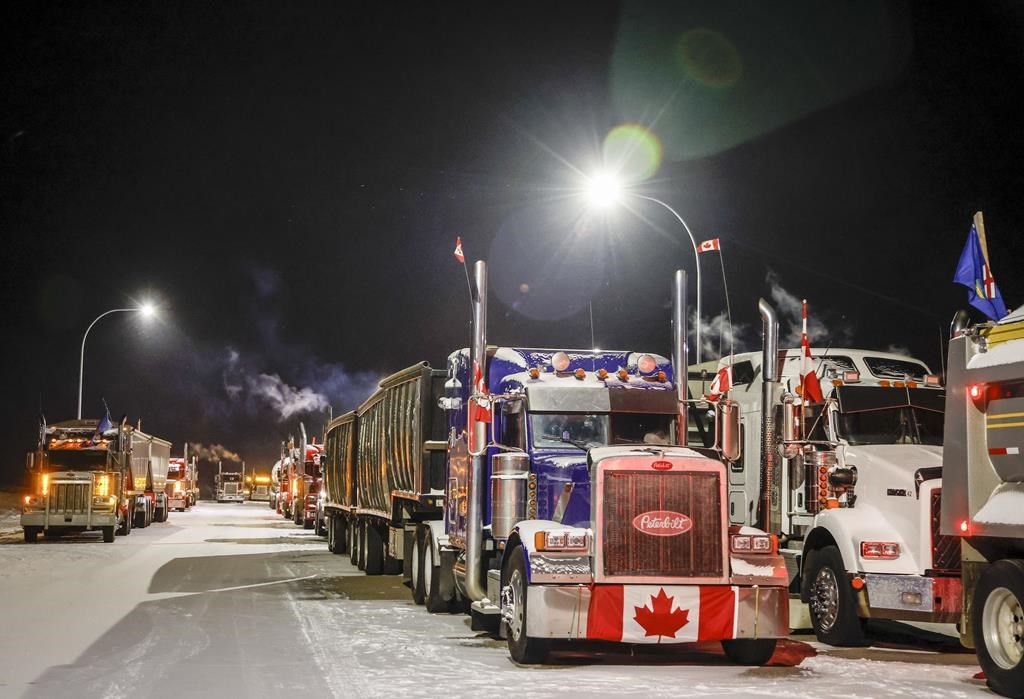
[810,503,920,575]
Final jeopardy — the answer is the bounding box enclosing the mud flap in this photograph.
[440,547,458,602]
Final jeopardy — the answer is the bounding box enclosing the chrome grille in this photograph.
[931,489,961,573]
[51,482,90,514]
[602,470,723,578]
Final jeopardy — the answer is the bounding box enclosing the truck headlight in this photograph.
[730,533,776,554]
[534,529,590,551]
[93,496,116,508]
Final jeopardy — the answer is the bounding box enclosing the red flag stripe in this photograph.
[586,585,624,641]
[697,586,736,641]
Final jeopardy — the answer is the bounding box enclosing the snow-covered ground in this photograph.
[0,501,987,698]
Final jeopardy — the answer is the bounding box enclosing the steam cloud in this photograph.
[189,442,242,463]
[766,270,852,348]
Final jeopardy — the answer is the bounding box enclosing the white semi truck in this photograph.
[215,461,245,502]
[942,306,1024,698]
[690,299,956,645]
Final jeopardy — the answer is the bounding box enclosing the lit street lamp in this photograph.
[585,174,704,363]
[77,302,157,419]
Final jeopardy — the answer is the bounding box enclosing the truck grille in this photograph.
[225,484,238,495]
[602,470,723,578]
[51,482,90,514]
[931,489,961,573]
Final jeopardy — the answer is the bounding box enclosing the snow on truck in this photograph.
[322,263,788,665]
[22,417,171,542]
[942,306,1024,698]
[690,299,955,646]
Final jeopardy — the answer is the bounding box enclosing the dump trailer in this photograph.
[942,306,1024,698]
[323,363,446,569]
[688,302,954,645]
[323,265,788,665]
[22,417,143,542]
[131,430,173,525]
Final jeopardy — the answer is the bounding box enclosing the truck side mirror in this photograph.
[718,399,742,463]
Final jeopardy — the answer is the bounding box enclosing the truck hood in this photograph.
[842,443,942,481]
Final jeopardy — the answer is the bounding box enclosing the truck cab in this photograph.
[691,300,956,645]
[216,472,244,502]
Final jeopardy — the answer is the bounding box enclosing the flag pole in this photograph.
[973,211,991,269]
[718,248,734,366]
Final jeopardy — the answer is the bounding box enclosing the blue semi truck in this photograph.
[322,263,788,664]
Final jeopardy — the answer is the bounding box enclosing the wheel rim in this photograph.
[502,568,525,641]
[411,537,420,591]
[809,566,840,632]
[984,586,1024,670]
[423,539,433,592]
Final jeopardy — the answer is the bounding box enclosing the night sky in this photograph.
[2,1,1023,485]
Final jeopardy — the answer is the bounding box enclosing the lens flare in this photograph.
[601,123,663,182]
[679,28,742,88]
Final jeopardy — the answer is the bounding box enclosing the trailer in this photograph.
[321,264,788,664]
[942,306,1024,697]
[130,429,173,526]
[687,301,954,645]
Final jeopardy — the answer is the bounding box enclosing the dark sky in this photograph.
[2,1,1023,484]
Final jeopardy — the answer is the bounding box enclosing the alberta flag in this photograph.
[954,224,1008,321]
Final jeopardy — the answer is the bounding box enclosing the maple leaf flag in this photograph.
[585,585,736,644]
[453,236,465,264]
[697,238,720,253]
[471,360,492,424]
[800,299,824,403]
[705,365,731,402]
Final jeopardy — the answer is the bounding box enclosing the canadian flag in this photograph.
[697,238,721,253]
[800,299,824,403]
[453,236,465,264]
[705,365,732,401]
[586,585,736,643]
[471,360,491,424]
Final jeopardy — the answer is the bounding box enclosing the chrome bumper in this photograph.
[524,583,789,641]
[21,511,115,528]
[863,573,961,622]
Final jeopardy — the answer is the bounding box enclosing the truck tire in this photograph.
[973,559,1024,698]
[805,545,867,646]
[423,533,450,613]
[293,502,303,526]
[349,519,361,567]
[503,546,549,664]
[327,516,338,553]
[722,638,777,665]
[411,526,425,605]
[364,522,385,575]
[134,506,146,530]
[23,527,38,543]
[102,526,115,543]
[316,513,327,537]
[303,516,314,530]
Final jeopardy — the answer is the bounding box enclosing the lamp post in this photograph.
[586,176,704,363]
[77,303,156,419]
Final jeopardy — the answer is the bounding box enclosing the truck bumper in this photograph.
[21,511,116,529]
[218,495,244,502]
[524,584,789,642]
[168,496,188,510]
[862,573,961,622]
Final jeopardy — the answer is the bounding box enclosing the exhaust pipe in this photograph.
[672,269,688,445]
[465,260,489,602]
[757,298,781,533]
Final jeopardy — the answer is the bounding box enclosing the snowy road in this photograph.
[0,502,988,698]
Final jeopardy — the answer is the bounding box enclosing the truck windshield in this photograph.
[836,407,943,445]
[531,413,676,450]
[44,449,108,471]
[220,474,242,482]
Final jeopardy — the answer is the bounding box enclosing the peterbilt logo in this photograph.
[632,510,692,536]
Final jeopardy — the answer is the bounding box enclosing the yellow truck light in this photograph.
[94,474,110,497]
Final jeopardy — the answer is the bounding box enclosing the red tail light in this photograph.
[860,541,900,559]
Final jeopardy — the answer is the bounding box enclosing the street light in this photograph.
[584,173,704,364]
[77,303,158,419]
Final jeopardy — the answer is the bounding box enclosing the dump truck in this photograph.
[942,306,1024,697]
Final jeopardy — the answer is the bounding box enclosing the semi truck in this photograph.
[689,300,954,646]
[167,448,199,511]
[277,443,293,517]
[215,461,245,502]
[270,457,284,510]
[247,473,272,501]
[21,417,160,542]
[322,264,788,665]
[286,428,322,528]
[942,306,1024,698]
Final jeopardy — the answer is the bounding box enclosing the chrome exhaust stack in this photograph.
[757,298,781,533]
[465,259,489,602]
[672,269,688,445]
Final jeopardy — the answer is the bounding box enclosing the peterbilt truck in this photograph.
[167,449,198,511]
[323,263,788,665]
[689,299,955,646]
[215,461,245,502]
[287,428,322,528]
[942,306,1024,698]
[22,417,146,542]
